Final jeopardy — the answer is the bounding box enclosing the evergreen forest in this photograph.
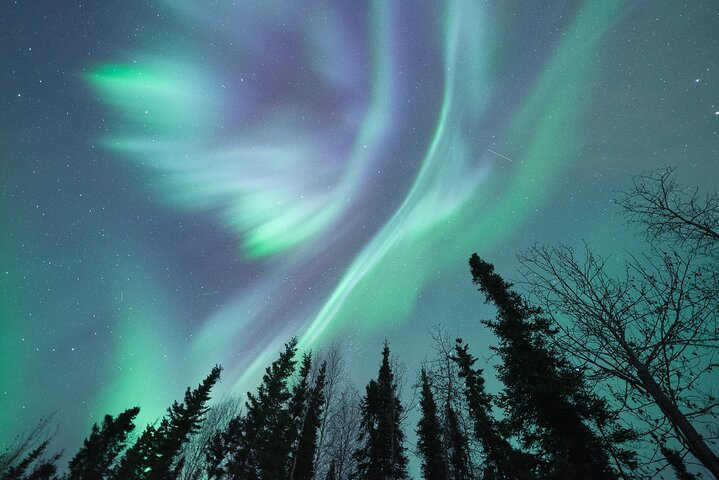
[2,169,717,479]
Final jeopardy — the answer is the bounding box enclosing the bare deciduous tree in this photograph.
[313,343,347,479]
[619,165,719,255]
[519,167,719,478]
[427,325,480,479]
[179,396,242,480]
[321,385,362,480]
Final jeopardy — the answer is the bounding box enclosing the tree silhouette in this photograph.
[0,416,59,480]
[469,254,635,479]
[209,339,299,479]
[176,396,242,480]
[291,361,327,480]
[67,406,139,479]
[416,368,448,480]
[352,342,409,480]
[520,167,719,477]
[283,353,314,478]
[453,340,535,480]
[426,326,475,480]
[322,384,361,480]
[619,165,719,254]
[313,345,351,480]
[444,405,472,480]
[114,365,222,479]
[1,439,59,480]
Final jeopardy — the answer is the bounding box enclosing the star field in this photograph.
[2,0,718,460]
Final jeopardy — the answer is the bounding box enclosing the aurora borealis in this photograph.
[2,0,718,464]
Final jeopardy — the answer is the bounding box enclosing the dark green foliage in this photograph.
[0,416,60,480]
[7,246,659,479]
[469,253,634,479]
[212,338,300,479]
[1,440,49,480]
[114,365,222,479]
[453,340,535,480]
[22,454,59,480]
[208,340,330,480]
[112,424,156,480]
[163,365,222,469]
[1,439,58,480]
[284,354,314,478]
[660,444,698,480]
[416,368,448,480]
[23,459,59,480]
[67,406,139,480]
[352,342,409,480]
[291,361,327,480]
[205,427,227,479]
[444,405,471,480]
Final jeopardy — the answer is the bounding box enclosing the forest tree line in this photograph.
[2,167,717,480]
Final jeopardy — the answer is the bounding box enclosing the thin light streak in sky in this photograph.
[5,0,717,461]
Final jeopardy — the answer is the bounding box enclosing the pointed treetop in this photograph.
[378,340,393,387]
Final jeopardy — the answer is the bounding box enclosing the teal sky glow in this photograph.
[2,0,717,465]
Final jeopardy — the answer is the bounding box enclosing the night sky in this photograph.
[2,0,718,462]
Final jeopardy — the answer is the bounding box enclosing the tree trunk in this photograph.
[627,354,719,479]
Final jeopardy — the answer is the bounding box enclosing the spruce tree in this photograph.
[67,406,140,479]
[21,458,58,480]
[113,424,157,479]
[469,253,634,479]
[416,368,448,480]
[205,427,228,479]
[352,342,409,480]
[163,364,222,477]
[1,439,58,480]
[283,354,314,478]
[291,361,327,480]
[114,365,222,479]
[216,338,299,479]
[444,405,471,480]
[453,340,535,480]
[660,444,698,480]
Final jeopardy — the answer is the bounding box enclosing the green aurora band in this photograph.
[298,0,625,348]
[84,0,627,397]
[5,0,718,469]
